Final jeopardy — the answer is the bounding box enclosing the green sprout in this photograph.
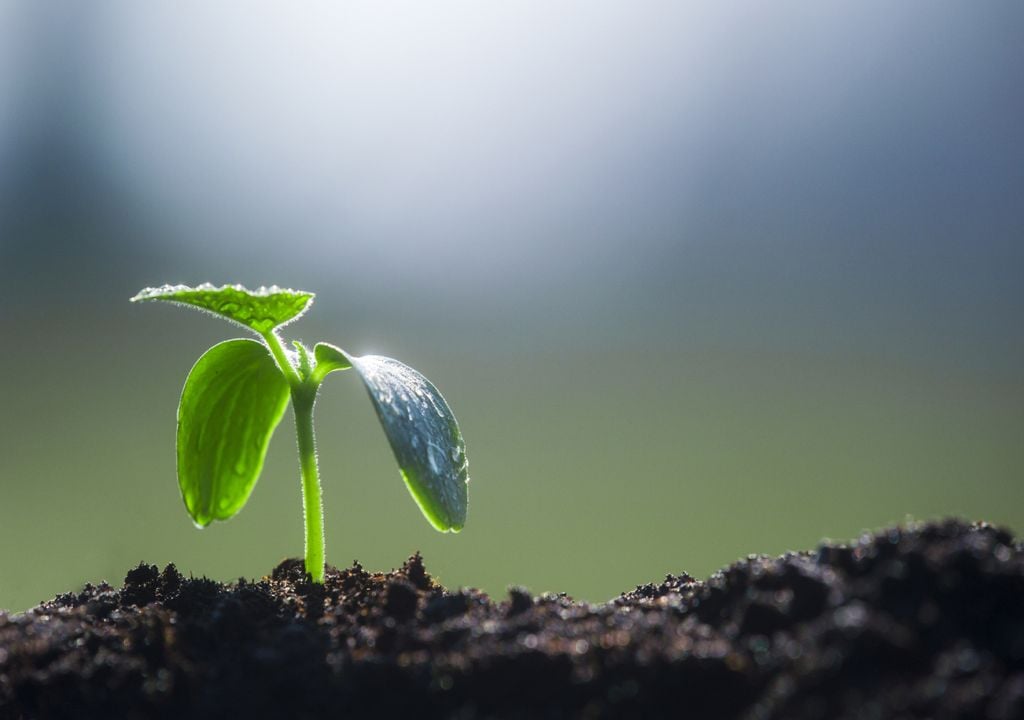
[131,284,469,583]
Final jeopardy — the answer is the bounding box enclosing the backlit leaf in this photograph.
[177,338,290,527]
[320,343,469,532]
[131,284,314,334]
[312,342,352,378]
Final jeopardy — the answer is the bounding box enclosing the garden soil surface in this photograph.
[1,519,1022,719]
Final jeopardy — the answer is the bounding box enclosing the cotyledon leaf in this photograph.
[131,284,314,334]
[177,338,291,527]
[315,342,469,532]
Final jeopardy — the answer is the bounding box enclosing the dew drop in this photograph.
[427,444,443,475]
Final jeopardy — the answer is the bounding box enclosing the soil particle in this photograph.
[1,519,1022,719]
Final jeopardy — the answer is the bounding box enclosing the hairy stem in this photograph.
[292,387,325,583]
[263,330,326,583]
[262,331,302,387]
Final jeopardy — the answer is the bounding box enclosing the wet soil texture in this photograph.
[1,519,1022,719]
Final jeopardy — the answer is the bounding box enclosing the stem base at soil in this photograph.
[293,388,325,583]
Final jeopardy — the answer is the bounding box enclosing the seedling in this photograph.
[131,284,469,583]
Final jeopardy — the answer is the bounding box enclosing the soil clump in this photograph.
[1,519,1021,719]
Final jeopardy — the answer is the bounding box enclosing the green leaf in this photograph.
[312,342,352,381]
[293,341,313,379]
[177,338,291,527]
[321,343,468,532]
[131,284,314,334]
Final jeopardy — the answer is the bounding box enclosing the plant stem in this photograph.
[292,387,325,583]
[262,330,326,584]
[262,331,302,387]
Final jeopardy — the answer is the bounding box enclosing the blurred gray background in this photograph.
[1,1,1021,612]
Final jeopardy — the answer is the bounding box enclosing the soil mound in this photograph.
[1,519,1021,719]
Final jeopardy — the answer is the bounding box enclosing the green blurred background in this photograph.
[1,2,1021,612]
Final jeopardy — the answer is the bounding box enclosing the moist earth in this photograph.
[1,519,1022,719]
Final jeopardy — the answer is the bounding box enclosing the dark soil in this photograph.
[1,519,1022,719]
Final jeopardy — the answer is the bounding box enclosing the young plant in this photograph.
[131,284,469,583]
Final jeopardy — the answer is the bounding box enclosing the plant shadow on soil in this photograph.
[1,519,1022,719]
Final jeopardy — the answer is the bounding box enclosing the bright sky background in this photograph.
[0,2,1021,611]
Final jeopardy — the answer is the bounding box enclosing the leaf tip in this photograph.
[130,287,158,303]
[187,507,213,529]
